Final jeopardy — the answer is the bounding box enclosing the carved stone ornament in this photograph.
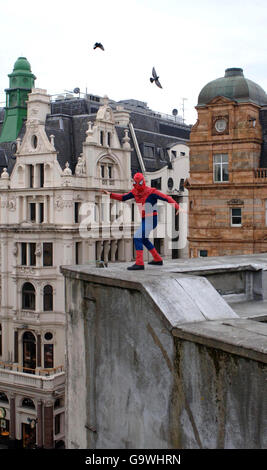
[227,199,244,205]
[8,198,16,211]
[75,156,86,176]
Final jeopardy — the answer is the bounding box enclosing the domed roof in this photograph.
[13,57,32,73]
[198,68,267,107]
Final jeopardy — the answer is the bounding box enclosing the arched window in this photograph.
[21,398,35,409]
[22,283,35,310]
[107,132,111,147]
[0,392,9,403]
[43,285,53,311]
[100,130,104,146]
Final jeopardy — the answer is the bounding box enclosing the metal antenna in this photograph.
[181,98,188,124]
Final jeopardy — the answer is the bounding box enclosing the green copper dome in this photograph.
[198,68,267,107]
[12,56,32,73]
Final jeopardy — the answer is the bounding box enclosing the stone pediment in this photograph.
[17,121,56,155]
[208,96,236,106]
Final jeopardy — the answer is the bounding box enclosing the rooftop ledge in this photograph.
[61,253,267,364]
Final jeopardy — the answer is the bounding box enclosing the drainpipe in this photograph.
[128,122,146,174]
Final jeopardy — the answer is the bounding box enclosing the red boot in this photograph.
[148,248,163,265]
[127,250,144,270]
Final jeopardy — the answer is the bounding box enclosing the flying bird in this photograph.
[93,42,104,51]
[150,67,162,88]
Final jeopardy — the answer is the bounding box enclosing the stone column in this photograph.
[118,239,125,261]
[124,239,132,262]
[9,394,16,441]
[23,196,27,221]
[87,240,95,263]
[110,240,118,262]
[103,241,110,264]
[37,400,43,448]
[43,401,54,449]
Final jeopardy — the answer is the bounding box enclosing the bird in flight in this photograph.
[93,42,104,51]
[150,67,162,88]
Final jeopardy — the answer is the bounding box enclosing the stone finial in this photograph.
[1,168,9,179]
[63,162,72,175]
[50,134,55,147]
[122,128,131,149]
[16,137,21,151]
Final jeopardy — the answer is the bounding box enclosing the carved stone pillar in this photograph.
[9,395,16,440]
[37,400,43,448]
[43,401,54,449]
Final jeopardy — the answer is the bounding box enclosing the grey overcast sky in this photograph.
[1,0,267,125]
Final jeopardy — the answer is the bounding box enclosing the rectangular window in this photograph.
[213,154,229,182]
[143,145,154,158]
[39,163,44,188]
[231,208,242,226]
[75,242,81,264]
[44,344,53,368]
[29,165,34,188]
[108,165,112,179]
[43,243,53,266]
[74,202,80,223]
[39,203,44,223]
[30,203,36,222]
[151,177,162,190]
[55,414,61,435]
[101,164,105,178]
[29,243,36,266]
[21,243,27,265]
[199,250,208,257]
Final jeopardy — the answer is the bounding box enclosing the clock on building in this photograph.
[215,118,227,133]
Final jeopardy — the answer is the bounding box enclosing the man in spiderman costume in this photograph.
[102,172,180,270]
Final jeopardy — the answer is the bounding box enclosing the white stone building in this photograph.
[0,87,189,448]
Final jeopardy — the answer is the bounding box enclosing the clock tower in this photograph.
[0,57,36,142]
[188,67,267,257]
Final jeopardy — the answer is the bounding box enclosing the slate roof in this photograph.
[0,97,191,176]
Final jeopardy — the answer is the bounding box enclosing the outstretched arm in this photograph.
[100,189,134,202]
[153,189,180,215]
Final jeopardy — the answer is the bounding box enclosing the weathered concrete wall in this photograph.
[62,260,267,449]
[65,276,176,449]
[172,339,266,448]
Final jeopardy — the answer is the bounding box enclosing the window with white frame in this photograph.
[231,208,242,226]
[213,154,229,182]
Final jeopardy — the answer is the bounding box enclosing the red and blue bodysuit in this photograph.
[110,173,179,270]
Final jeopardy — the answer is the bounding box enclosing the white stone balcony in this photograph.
[0,362,65,391]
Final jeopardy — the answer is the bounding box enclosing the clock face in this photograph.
[0,407,6,419]
[215,118,227,133]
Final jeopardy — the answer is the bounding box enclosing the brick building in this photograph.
[188,67,267,257]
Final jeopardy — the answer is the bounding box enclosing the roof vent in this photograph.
[225,68,244,78]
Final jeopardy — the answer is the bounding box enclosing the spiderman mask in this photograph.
[132,173,146,193]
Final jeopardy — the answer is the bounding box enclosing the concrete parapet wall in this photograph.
[61,256,267,449]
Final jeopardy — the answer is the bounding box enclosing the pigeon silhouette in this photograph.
[93,42,104,51]
[150,67,162,88]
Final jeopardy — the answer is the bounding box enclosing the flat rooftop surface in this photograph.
[61,253,267,364]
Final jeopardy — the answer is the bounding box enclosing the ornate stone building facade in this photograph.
[0,58,190,448]
[188,67,267,257]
